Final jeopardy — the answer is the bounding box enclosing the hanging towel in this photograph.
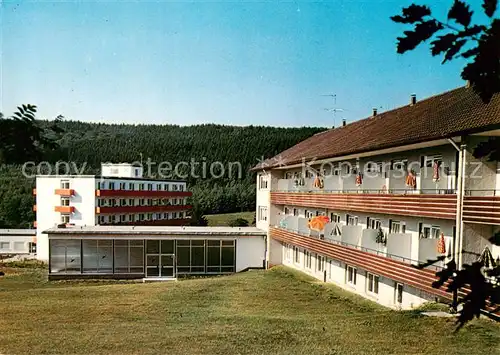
[405,170,417,189]
[437,233,446,254]
[313,175,321,188]
[355,173,363,187]
[433,161,440,182]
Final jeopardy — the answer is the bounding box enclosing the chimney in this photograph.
[342,119,346,127]
[410,94,417,106]
[372,108,378,117]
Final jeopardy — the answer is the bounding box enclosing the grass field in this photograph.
[0,265,499,355]
[204,211,255,226]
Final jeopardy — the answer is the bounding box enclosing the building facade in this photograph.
[254,86,500,311]
[35,163,192,261]
[44,226,266,280]
[0,229,37,255]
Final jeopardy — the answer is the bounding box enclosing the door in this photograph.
[146,240,176,278]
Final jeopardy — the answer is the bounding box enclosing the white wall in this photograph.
[36,176,96,261]
[256,172,271,231]
[281,243,433,310]
[236,236,266,271]
[0,235,35,254]
[101,164,143,178]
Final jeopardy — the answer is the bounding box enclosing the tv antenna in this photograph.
[322,93,346,127]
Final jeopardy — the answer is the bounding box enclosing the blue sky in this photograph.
[1,1,474,127]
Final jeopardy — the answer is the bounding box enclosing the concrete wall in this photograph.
[236,236,266,271]
[36,176,97,261]
[0,235,35,254]
[464,136,498,194]
[280,243,433,310]
[462,223,498,265]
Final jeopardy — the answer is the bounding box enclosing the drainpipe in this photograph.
[448,138,466,311]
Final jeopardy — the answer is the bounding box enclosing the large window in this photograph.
[258,206,268,221]
[259,175,268,189]
[346,265,357,286]
[82,240,113,273]
[293,246,300,263]
[419,223,441,239]
[304,250,312,269]
[346,214,358,226]
[316,254,325,272]
[114,240,144,274]
[389,220,406,234]
[367,217,381,230]
[49,239,81,274]
[367,273,380,295]
[206,240,235,273]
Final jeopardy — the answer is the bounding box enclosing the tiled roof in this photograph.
[253,86,500,170]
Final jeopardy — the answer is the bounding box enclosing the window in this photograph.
[346,265,357,285]
[330,213,341,223]
[128,199,134,206]
[395,283,404,304]
[120,183,126,190]
[173,184,178,191]
[111,215,116,223]
[391,159,408,170]
[61,197,70,206]
[258,206,268,221]
[99,216,105,224]
[316,254,325,272]
[367,273,379,295]
[304,250,312,269]
[109,182,115,190]
[135,169,140,177]
[114,240,144,274]
[305,210,314,218]
[389,220,406,234]
[419,223,441,239]
[61,180,70,189]
[367,217,381,230]
[120,215,126,222]
[293,208,298,216]
[366,162,382,173]
[165,184,169,191]
[172,212,177,219]
[346,214,358,226]
[128,215,133,222]
[285,244,292,261]
[424,155,443,168]
[49,239,81,274]
[259,175,269,189]
[139,214,145,221]
[293,246,300,263]
[180,185,184,191]
[120,199,126,206]
[82,240,112,274]
[61,214,70,224]
[147,213,153,221]
[140,199,145,206]
[148,184,153,191]
[173,198,178,205]
[129,183,134,190]
[179,212,184,218]
[284,207,290,215]
[164,213,169,219]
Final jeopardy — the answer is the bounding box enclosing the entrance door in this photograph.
[146,240,176,278]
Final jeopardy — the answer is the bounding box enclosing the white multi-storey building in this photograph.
[254,86,500,313]
[34,163,192,261]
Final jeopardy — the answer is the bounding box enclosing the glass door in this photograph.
[146,240,176,278]
[146,240,160,277]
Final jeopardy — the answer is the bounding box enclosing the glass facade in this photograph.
[49,238,236,276]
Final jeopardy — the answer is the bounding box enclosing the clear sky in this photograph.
[0,1,474,127]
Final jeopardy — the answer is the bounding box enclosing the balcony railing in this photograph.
[275,215,447,271]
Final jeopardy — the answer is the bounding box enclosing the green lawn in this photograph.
[0,266,499,355]
[204,211,255,226]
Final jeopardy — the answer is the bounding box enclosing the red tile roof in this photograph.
[253,86,500,170]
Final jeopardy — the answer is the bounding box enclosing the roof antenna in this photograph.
[322,93,346,127]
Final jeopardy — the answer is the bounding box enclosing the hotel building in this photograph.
[254,86,500,311]
[34,163,192,261]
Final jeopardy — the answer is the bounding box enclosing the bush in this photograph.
[228,218,249,227]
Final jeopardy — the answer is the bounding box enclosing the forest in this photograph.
[0,108,325,228]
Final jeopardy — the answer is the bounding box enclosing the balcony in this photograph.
[275,215,447,267]
[55,189,75,196]
[463,194,500,225]
[96,204,192,214]
[54,206,75,213]
[270,226,450,300]
[96,190,192,197]
[271,191,457,220]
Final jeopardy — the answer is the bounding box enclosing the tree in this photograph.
[391,1,499,103]
[392,1,500,327]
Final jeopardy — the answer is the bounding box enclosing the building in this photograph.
[44,226,266,280]
[34,163,192,261]
[254,86,500,311]
[0,229,37,256]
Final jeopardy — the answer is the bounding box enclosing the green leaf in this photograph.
[431,33,457,56]
[391,4,431,24]
[483,0,498,17]
[442,39,467,63]
[448,0,473,27]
